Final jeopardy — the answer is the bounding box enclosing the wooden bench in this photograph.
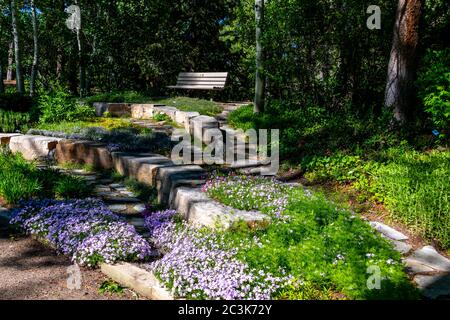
[167,72,228,91]
[3,80,16,86]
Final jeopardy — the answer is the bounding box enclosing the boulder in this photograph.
[0,133,22,146]
[175,111,200,131]
[172,187,269,229]
[55,140,113,170]
[9,135,61,161]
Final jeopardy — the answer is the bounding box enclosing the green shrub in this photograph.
[38,83,95,123]
[0,109,32,133]
[211,180,418,299]
[84,91,149,104]
[417,49,450,137]
[0,150,93,204]
[372,149,450,248]
[153,112,171,122]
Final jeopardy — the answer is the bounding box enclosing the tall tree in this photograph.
[254,0,265,113]
[385,0,423,123]
[7,42,13,81]
[10,0,24,94]
[30,0,39,97]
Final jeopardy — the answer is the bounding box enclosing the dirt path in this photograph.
[0,218,141,300]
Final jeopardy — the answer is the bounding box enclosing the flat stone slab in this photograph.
[9,135,62,161]
[156,165,206,205]
[414,274,450,299]
[172,187,269,229]
[369,221,409,241]
[190,115,220,142]
[112,152,174,186]
[55,140,113,170]
[175,111,200,131]
[153,106,178,121]
[407,246,450,273]
[404,258,436,274]
[0,133,22,146]
[100,263,173,300]
[390,239,412,255]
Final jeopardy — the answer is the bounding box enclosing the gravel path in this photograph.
[0,218,141,300]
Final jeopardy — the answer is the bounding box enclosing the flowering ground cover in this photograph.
[167,174,419,300]
[144,210,293,300]
[10,199,153,267]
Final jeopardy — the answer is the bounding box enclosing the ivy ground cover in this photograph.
[144,175,418,300]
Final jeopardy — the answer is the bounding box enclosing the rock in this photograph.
[112,152,174,186]
[9,135,62,161]
[414,274,450,299]
[407,246,450,272]
[106,103,131,117]
[0,133,22,146]
[190,116,219,142]
[100,263,173,300]
[55,140,113,170]
[133,204,147,213]
[369,221,409,241]
[153,106,178,121]
[108,205,127,212]
[172,187,269,230]
[404,258,436,274]
[175,111,200,131]
[131,104,159,119]
[155,165,206,205]
[390,239,412,255]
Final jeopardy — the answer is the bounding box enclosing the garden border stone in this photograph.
[0,133,22,146]
[100,263,174,300]
[9,135,62,161]
[55,139,113,170]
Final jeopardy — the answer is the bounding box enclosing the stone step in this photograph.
[0,133,22,146]
[9,135,62,161]
[55,140,113,170]
[172,187,269,229]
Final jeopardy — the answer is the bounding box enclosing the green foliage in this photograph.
[38,84,95,124]
[372,149,450,248]
[84,91,150,104]
[417,49,450,137]
[0,150,92,204]
[35,118,139,134]
[0,109,32,133]
[153,97,223,116]
[303,148,450,249]
[213,184,418,299]
[99,280,124,295]
[153,112,171,122]
[124,179,158,205]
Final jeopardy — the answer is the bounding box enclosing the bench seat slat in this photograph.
[168,72,228,90]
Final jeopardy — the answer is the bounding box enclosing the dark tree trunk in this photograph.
[7,41,13,81]
[254,0,265,113]
[385,0,423,123]
[30,0,39,97]
[10,0,24,94]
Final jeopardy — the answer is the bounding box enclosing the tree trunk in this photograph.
[385,0,423,123]
[254,0,265,113]
[10,0,24,94]
[0,62,4,94]
[74,1,86,98]
[30,0,39,97]
[7,41,13,81]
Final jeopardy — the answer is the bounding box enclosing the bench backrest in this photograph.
[175,72,228,90]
